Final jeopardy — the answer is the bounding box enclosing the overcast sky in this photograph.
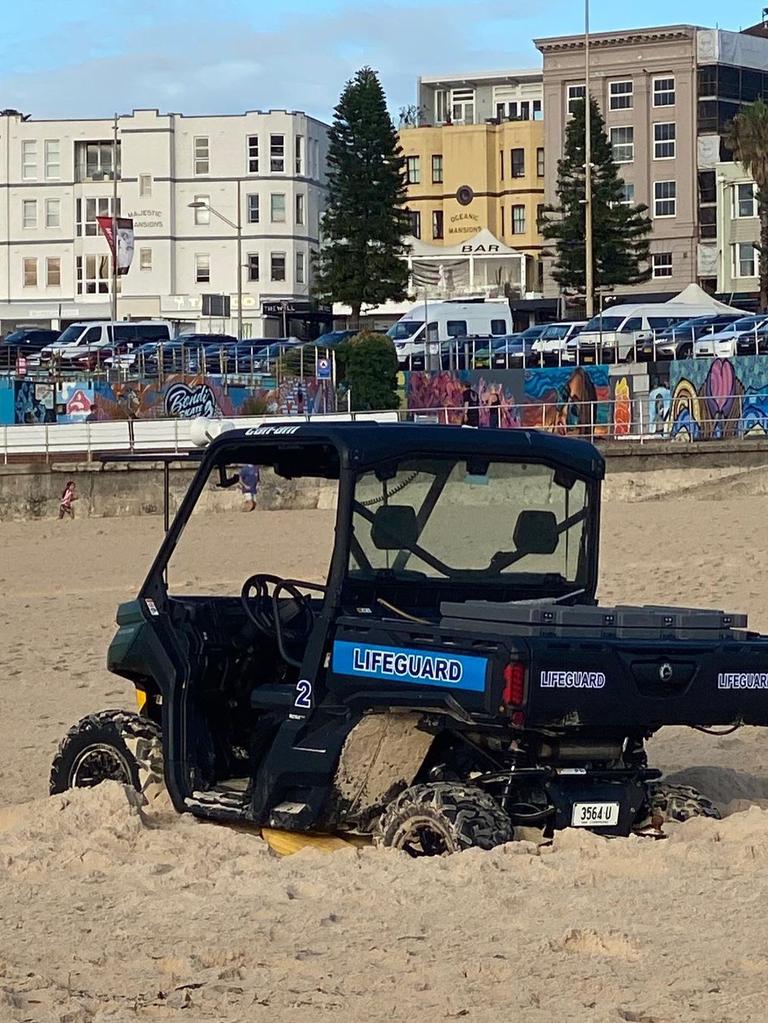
[1,0,763,123]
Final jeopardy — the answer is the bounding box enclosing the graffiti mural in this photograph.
[14,380,56,423]
[406,366,629,436]
[164,382,220,418]
[668,356,768,440]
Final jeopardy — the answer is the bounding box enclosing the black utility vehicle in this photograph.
[52,424,764,853]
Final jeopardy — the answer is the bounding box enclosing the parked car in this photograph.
[490,325,550,368]
[693,315,768,359]
[735,324,768,356]
[0,328,61,369]
[638,313,744,361]
[37,320,173,368]
[312,330,358,347]
[532,321,587,365]
[438,335,500,370]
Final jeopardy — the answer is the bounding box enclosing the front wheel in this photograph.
[50,709,163,798]
[375,782,512,856]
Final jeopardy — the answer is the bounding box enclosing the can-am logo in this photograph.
[165,383,219,419]
[540,670,606,689]
[718,672,768,689]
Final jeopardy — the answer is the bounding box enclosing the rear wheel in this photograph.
[50,709,163,798]
[647,782,720,823]
[375,782,512,856]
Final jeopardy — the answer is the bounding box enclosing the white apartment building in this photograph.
[0,107,330,337]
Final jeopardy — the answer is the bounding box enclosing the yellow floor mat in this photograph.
[260,828,371,856]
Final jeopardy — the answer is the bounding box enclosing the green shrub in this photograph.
[344,331,400,411]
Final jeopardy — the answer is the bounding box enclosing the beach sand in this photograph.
[2,492,768,1021]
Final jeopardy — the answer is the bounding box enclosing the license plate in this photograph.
[571,801,620,827]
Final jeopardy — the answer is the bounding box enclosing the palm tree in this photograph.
[727,100,768,310]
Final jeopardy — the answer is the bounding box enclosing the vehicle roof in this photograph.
[208,422,605,479]
[592,303,731,320]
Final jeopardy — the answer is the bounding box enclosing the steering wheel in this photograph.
[240,573,319,646]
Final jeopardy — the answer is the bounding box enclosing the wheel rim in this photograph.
[69,743,133,788]
[391,815,454,857]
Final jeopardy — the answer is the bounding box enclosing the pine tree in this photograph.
[314,68,411,327]
[542,97,651,302]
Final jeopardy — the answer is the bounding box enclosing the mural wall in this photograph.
[406,366,633,437]
[661,356,768,440]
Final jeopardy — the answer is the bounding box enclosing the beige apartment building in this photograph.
[535,23,768,302]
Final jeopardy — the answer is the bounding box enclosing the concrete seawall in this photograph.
[2,438,768,521]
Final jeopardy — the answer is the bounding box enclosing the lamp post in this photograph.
[188,179,243,337]
[584,0,594,319]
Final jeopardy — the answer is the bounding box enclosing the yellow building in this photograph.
[399,83,546,299]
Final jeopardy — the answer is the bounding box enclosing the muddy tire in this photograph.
[375,782,512,856]
[647,782,721,823]
[50,709,163,799]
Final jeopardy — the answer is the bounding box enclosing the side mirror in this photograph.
[513,510,559,555]
[371,505,419,550]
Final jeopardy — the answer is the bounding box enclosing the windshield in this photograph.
[540,324,569,339]
[582,316,624,332]
[350,457,590,596]
[387,321,424,341]
[732,316,764,331]
[56,325,84,344]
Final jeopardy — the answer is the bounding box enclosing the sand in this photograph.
[2,490,768,1021]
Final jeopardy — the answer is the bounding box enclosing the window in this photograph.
[247,254,259,282]
[533,99,543,121]
[698,171,716,204]
[193,195,210,225]
[270,134,285,172]
[652,252,673,278]
[653,122,676,159]
[76,196,120,236]
[567,84,586,115]
[446,320,468,338]
[271,252,286,281]
[432,154,443,184]
[23,257,38,287]
[270,193,286,222]
[536,147,545,177]
[22,199,37,228]
[434,89,448,123]
[75,140,120,182]
[500,205,505,235]
[610,126,634,164]
[653,77,675,107]
[21,140,36,180]
[139,248,152,271]
[295,136,303,175]
[451,88,475,124]
[409,210,421,238]
[195,254,210,283]
[654,180,677,217]
[248,135,259,173]
[296,250,305,284]
[536,204,545,231]
[296,193,305,225]
[734,182,757,218]
[432,209,444,239]
[246,193,260,224]
[45,198,60,228]
[619,182,635,205]
[76,254,110,294]
[44,140,60,179]
[194,136,209,175]
[511,148,525,177]
[732,242,758,278]
[46,257,61,286]
[139,174,152,196]
[499,150,504,180]
[491,319,507,335]
[609,80,633,110]
[406,156,420,184]
[512,204,526,234]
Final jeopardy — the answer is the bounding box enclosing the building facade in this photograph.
[399,71,546,306]
[0,107,329,337]
[715,162,760,298]
[535,23,768,302]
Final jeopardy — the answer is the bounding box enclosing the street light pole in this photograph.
[188,191,244,337]
[584,0,594,319]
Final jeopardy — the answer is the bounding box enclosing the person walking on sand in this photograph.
[239,464,260,512]
[59,480,77,520]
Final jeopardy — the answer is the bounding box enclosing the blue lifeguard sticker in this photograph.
[332,640,487,692]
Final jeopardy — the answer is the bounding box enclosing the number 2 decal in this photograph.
[295,679,313,709]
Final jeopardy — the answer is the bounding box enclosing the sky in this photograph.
[0,0,764,123]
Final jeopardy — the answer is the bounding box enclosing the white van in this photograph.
[386,299,512,362]
[576,302,728,363]
[37,320,173,366]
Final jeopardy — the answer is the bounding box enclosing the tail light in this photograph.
[502,661,526,708]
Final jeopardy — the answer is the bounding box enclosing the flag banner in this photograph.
[96,216,135,275]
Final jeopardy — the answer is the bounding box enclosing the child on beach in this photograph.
[59,481,77,520]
